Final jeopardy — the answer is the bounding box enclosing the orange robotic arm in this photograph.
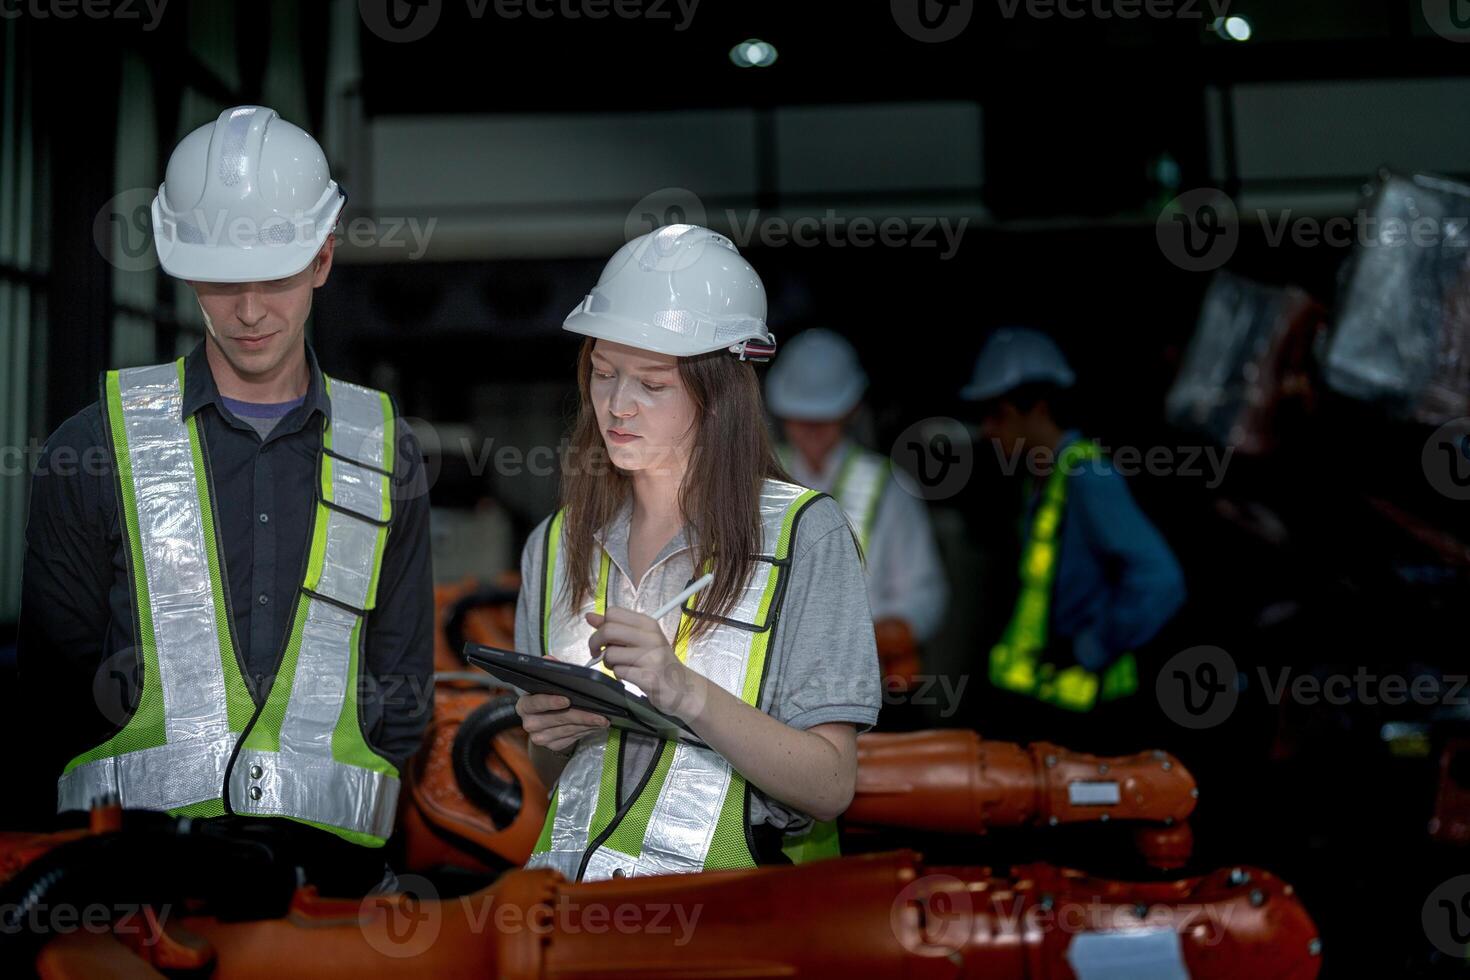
[31,849,1319,980]
[847,730,1198,831]
[845,730,1200,870]
[399,719,1201,873]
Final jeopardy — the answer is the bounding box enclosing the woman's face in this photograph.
[589,340,697,477]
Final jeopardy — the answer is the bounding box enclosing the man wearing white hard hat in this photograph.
[962,326,1184,742]
[514,225,881,878]
[765,328,949,687]
[19,106,433,892]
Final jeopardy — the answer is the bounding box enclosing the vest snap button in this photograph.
[249,765,263,779]
[248,786,262,801]
[612,868,626,878]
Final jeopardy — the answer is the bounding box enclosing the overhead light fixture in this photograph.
[1210,15,1252,41]
[730,38,778,68]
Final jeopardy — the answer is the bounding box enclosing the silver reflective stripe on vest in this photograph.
[620,742,735,877]
[330,455,388,525]
[583,842,641,881]
[524,733,612,878]
[529,480,810,881]
[58,733,237,813]
[525,510,613,876]
[111,363,233,747]
[327,380,391,470]
[313,506,382,612]
[57,362,233,811]
[834,449,887,553]
[228,747,400,841]
[232,378,397,834]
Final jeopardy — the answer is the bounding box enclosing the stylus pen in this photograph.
[586,571,715,668]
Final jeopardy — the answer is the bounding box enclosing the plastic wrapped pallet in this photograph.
[1166,271,1322,455]
[1323,171,1470,424]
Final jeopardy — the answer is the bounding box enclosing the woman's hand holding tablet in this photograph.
[514,682,610,755]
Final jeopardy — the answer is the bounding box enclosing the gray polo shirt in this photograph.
[513,492,881,834]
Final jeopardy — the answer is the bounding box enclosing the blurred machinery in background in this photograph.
[873,617,923,692]
[426,432,518,587]
[1324,170,1470,426]
[1166,271,1325,456]
[1158,167,1470,977]
[1430,738,1470,847]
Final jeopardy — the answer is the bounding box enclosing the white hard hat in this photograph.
[765,328,868,421]
[960,326,1076,402]
[151,105,345,283]
[563,224,776,361]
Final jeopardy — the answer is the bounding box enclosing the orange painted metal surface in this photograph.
[31,851,1318,979]
[874,617,923,690]
[847,730,1198,834]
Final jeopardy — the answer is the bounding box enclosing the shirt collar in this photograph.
[592,496,693,586]
[787,436,852,488]
[181,338,330,430]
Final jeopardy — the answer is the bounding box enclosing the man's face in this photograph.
[189,240,332,380]
[980,399,1029,458]
[782,418,846,466]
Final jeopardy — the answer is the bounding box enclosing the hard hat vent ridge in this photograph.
[640,223,695,271]
[217,107,259,188]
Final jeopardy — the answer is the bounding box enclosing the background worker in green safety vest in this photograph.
[960,327,1186,751]
[764,328,950,692]
[17,106,434,895]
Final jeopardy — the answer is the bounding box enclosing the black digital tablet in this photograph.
[463,643,708,747]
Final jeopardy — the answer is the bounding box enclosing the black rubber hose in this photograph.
[0,814,294,974]
[443,586,519,664]
[450,694,525,827]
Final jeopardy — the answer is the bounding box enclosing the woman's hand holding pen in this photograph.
[586,606,708,721]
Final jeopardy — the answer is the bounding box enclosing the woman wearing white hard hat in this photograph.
[765,329,950,684]
[514,225,881,880]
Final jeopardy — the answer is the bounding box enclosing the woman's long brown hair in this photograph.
[558,338,792,643]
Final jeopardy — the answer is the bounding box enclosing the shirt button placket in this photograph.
[252,447,277,682]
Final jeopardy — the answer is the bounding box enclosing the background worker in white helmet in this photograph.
[513,225,881,880]
[17,106,433,894]
[962,326,1185,751]
[764,328,949,691]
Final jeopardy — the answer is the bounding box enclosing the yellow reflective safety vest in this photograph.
[526,480,836,881]
[56,359,401,847]
[988,439,1138,713]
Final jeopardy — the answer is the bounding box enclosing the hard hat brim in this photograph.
[767,376,868,421]
[959,368,1076,403]
[564,308,769,359]
[151,190,343,284]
